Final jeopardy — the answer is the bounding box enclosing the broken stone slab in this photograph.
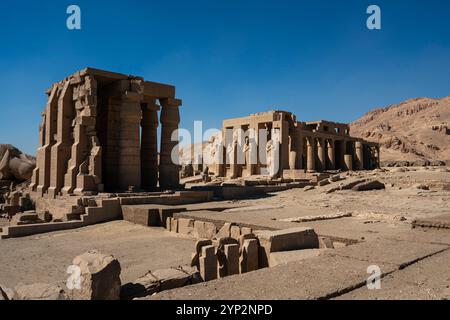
[70,250,121,300]
[13,283,68,300]
[120,272,160,300]
[325,178,367,193]
[0,284,14,300]
[329,174,342,182]
[121,265,200,300]
[318,236,334,249]
[351,180,385,191]
[10,212,43,226]
[255,227,319,268]
[278,212,352,223]
[317,179,330,187]
[152,266,196,291]
[269,249,327,267]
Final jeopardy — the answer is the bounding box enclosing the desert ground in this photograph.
[2,166,450,300]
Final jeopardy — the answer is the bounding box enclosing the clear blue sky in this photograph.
[1,0,449,154]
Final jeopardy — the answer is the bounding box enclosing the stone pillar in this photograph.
[159,97,182,189]
[117,80,143,191]
[340,140,347,170]
[306,136,315,172]
[317,138,326,172]
[36,85,59,197]
[141,101,159,189]
[30,112,46,191]
[355,141,364,170]
[327,139,335,170]
[48,81,74,198]
[344,154,353,171]
[199,245,217,281]
[239,238,259,273]
[224,244,239,276]
[247,124,258,175]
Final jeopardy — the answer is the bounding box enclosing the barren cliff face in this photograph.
[350,96,450,163]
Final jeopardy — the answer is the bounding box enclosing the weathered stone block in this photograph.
[230,225,241,240]
[319,236,334,249]
[178,218,194,235]
[13,283,68,300]
[240,238,259,273]
[256,227,319,267]
[269,248,325,267]
[170,218,178,233]
[70,250,121,300]
[193,220,217,239]
[224,244,240,276]
[199,245,217,281]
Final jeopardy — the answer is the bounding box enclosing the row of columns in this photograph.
[305,137,365,172]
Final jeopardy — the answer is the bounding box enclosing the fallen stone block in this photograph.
[325,178,367,193]
[351,180,385,191]
[319,236,334,249]
[70,250,121,300]
[13,283,68,300]
[0,284,14,300]
[317,179,330,187]
[269,249,326,267]
[120,272,160,300]
[256,227,319,267]
[153,267,194,291]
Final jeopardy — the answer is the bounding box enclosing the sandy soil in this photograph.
[0,221,195,288]
[1,166,450,299]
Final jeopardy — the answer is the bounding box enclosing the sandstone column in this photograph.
[327,139,335,170]
[30,112,47,191]
[344,154,353,171]
[141,100,159,189]
[306,136,315,172]
[36,85,59,197]
[48,81,74,198]
[355,141,364,170]
[117,80,143,190]
[317,138,326,172]
[340,140,347,170]
[159,97,182,189]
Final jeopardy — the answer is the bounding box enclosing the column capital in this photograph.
[160,97,182,108]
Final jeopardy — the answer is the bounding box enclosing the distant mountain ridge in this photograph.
[350,95,450,163]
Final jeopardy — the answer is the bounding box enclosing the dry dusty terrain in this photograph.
[0,221,195,288]
[1,166,450,299]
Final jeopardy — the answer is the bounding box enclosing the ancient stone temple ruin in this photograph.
[213,110,380,178]
[30,68,182,197]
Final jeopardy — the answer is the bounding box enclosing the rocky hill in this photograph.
[350,96,450,165]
